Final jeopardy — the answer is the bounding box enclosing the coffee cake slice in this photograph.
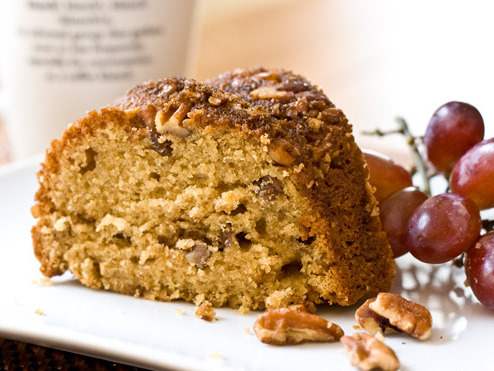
[32,69,394,311]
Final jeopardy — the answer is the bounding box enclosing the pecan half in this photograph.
[341,333,400,371]
[253,307,343,345]
[356,293,432,340]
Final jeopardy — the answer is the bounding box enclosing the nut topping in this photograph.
[162,83,177,94]
[253,307,343,345]
[208,94,227,106]
[155,103,192,138]
[139,105,174,156]
[308,117,323,131]
[250,85,293,100]
[356,293,432,340]
[267,138,299,166]
[254,71,280,81]
[278,81,310,93]
[341,333,400,371]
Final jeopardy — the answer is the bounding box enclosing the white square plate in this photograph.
[0,157,491,370]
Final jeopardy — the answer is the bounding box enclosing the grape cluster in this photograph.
[364,101,494,311]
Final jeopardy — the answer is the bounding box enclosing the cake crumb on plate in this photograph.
[195,301,217,322]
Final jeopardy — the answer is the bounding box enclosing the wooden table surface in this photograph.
[1,0,493,368]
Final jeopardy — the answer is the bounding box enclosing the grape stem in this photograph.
[362,118,432,196]
[482,219,494,232]
[452,254,464,268]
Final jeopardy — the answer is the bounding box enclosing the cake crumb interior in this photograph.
[39,121,321,311]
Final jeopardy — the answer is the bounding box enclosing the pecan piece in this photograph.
[267,138,299,166]
[195,300,216,322]
[253,307,343,345]
[254,175,283,201]
[278,81,310,93]
[148,130,173,156]
[218,224,234,250]
[155,103,192,138]
[162,82,177,94]
[184,241,212,269]
[341,333,400,371]
[208,92,227,106]
[140,105,174,156]
[356,293,432,340]
[250,85,293,101]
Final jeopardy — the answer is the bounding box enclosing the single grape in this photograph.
[379,187,429,258]
[465,232,494,311]
[363,150,413,203]
[424,101,484,174]
[450,138,494,210]
[406,193,481,264]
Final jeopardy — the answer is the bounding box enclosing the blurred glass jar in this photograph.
[0,0,200,159]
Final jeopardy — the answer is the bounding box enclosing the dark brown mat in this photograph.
[0,338,147,371]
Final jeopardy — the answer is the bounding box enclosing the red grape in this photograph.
[406,193,481,264]
[379,187,429,258]
[363,150,413,203]
[424,101,484,174]
[465,232,494,310]
[450,138,494,210]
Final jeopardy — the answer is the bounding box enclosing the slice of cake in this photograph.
[32,68,394,311]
